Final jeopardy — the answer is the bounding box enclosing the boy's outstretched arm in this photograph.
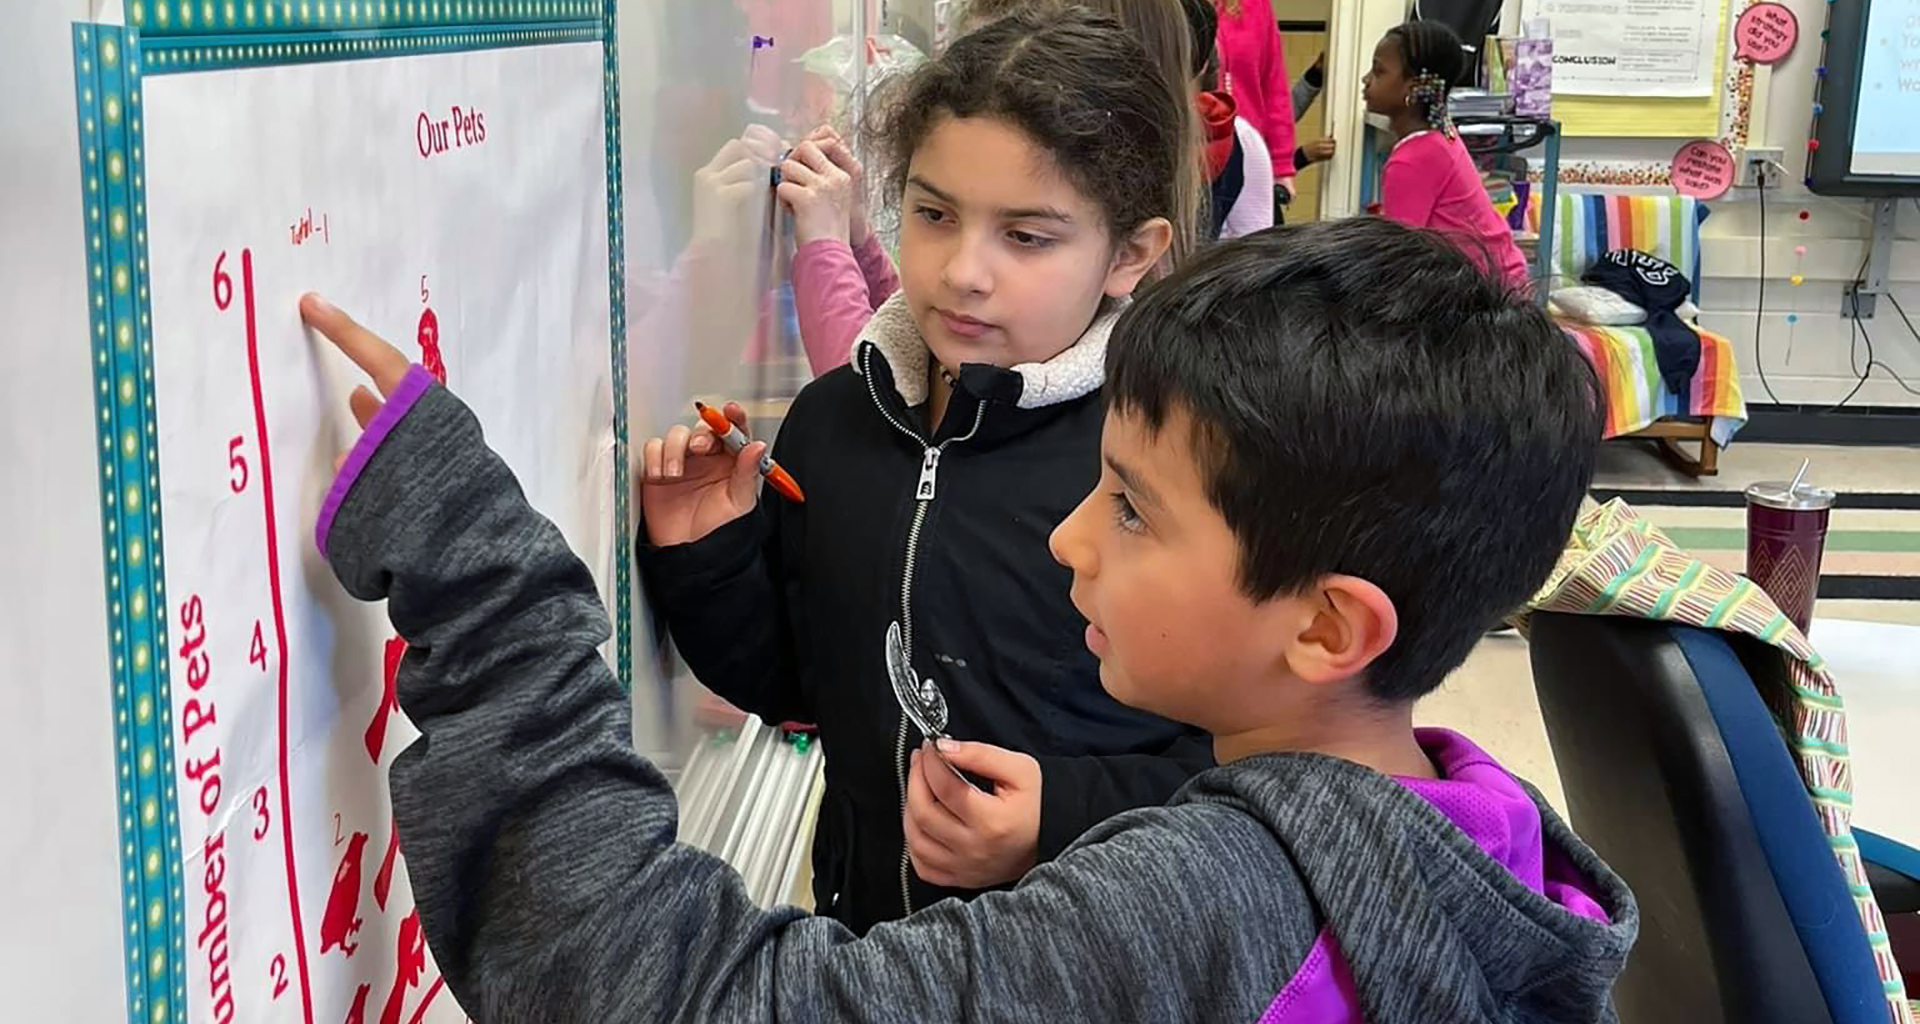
[304,298,1252,1023]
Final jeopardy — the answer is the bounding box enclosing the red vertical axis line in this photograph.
[405,976,448,1024]
[241,249,316,1024]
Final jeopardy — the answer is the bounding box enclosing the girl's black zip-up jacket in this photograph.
[638,294,1215,934]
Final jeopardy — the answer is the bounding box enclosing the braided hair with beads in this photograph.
[1384,20,1469,138]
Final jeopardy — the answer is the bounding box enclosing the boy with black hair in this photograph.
[304,216,1635,1023]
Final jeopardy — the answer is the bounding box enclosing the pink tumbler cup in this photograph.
[1744,479,1836,636]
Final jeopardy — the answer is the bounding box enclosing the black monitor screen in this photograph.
[1810,0,1920,195]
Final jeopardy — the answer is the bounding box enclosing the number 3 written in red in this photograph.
[252,786,271,841]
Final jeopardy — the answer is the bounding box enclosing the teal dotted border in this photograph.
[128,0,597,33]
[600,0,631,694]
[73,13,631,1023]
[72,23,191,1024]
[140,23,599,73]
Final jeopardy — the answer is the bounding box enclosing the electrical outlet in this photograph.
[1737,146,1785,188]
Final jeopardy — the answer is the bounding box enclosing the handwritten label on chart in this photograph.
[1734,2,1799,64]
[1671,139,1735,199]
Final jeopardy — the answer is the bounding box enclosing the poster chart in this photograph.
[69,4,627,1022]
[1525,0,1721,96]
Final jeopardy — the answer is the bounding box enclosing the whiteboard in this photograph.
[612,0,867,905]
[614,0,858,754]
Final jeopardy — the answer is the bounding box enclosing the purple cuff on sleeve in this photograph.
[314,364,435,558]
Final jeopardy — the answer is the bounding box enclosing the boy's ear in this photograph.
[1285,575,1399,686]
[1104,217,1174,298]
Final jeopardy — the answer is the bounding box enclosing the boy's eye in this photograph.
[1008,230,1054,249]
[1108,492,1145,534]
[914,206,951,225]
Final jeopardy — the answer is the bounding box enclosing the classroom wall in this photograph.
[1697,0,1920,409]
[1488,0,1920,409]
[0,2,133,1020]
[1275,0,1334,21]
[1321,0,1405,215]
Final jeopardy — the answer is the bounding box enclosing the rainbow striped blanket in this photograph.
[1526,192,1708,293]
[1524,191,1746,445]
[1522,500,1913,1023]
[1560,322,1747,447]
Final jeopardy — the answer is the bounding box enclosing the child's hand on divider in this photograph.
[692,135,775,246]
[300,293,410,471]
[804,124,871,248]
[904,739,1043,889]
[777,138,857,248]
[1303,136,1337,164]
[640,402,765,548]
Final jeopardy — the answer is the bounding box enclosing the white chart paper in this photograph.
[1526,0,1721,97]
[71,19,620,1023]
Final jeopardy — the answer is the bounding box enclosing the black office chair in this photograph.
[1527,611,1915,1024]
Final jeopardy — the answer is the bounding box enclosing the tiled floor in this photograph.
[1594,439,1920,493]
[1422,440,1920,817]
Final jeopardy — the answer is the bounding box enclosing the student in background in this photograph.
[1213,0,1297,218]
[642,10,1212,936]
[1290,52,1338,173]
[302,215,1633,1022]
[1365,20,1531,291]
[781,0,1206,375]
[1180,0,1273,239]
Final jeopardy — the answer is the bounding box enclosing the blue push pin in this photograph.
[1813,103,1825,115]
[1787,314,1800,325]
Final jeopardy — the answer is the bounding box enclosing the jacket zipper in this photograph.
[860,346,987,917]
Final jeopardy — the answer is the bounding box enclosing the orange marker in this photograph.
[696,401,806,504]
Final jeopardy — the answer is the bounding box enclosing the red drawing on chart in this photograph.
[380,908,429,1024]
[229,247,316,1021]
[367,636,406,764]
[320,830,370,957]
[344,983,372,1024]
[416,308,446,384]
[374,823,401,911]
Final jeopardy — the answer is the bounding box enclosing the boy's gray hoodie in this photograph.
[319,373,1638,1023]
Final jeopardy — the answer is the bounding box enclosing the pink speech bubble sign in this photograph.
[1671,139,1736,200]
[1734,2,1799,64]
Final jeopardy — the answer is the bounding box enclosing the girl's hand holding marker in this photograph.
[641,401,801,549]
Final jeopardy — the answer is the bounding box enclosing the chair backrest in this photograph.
[1525,191,1710,301]
[1528,612,1887,1024]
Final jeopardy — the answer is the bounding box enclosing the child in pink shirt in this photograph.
[1364,21,1532,293]
[1213,0,1297,198]
[777,126,902,374]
